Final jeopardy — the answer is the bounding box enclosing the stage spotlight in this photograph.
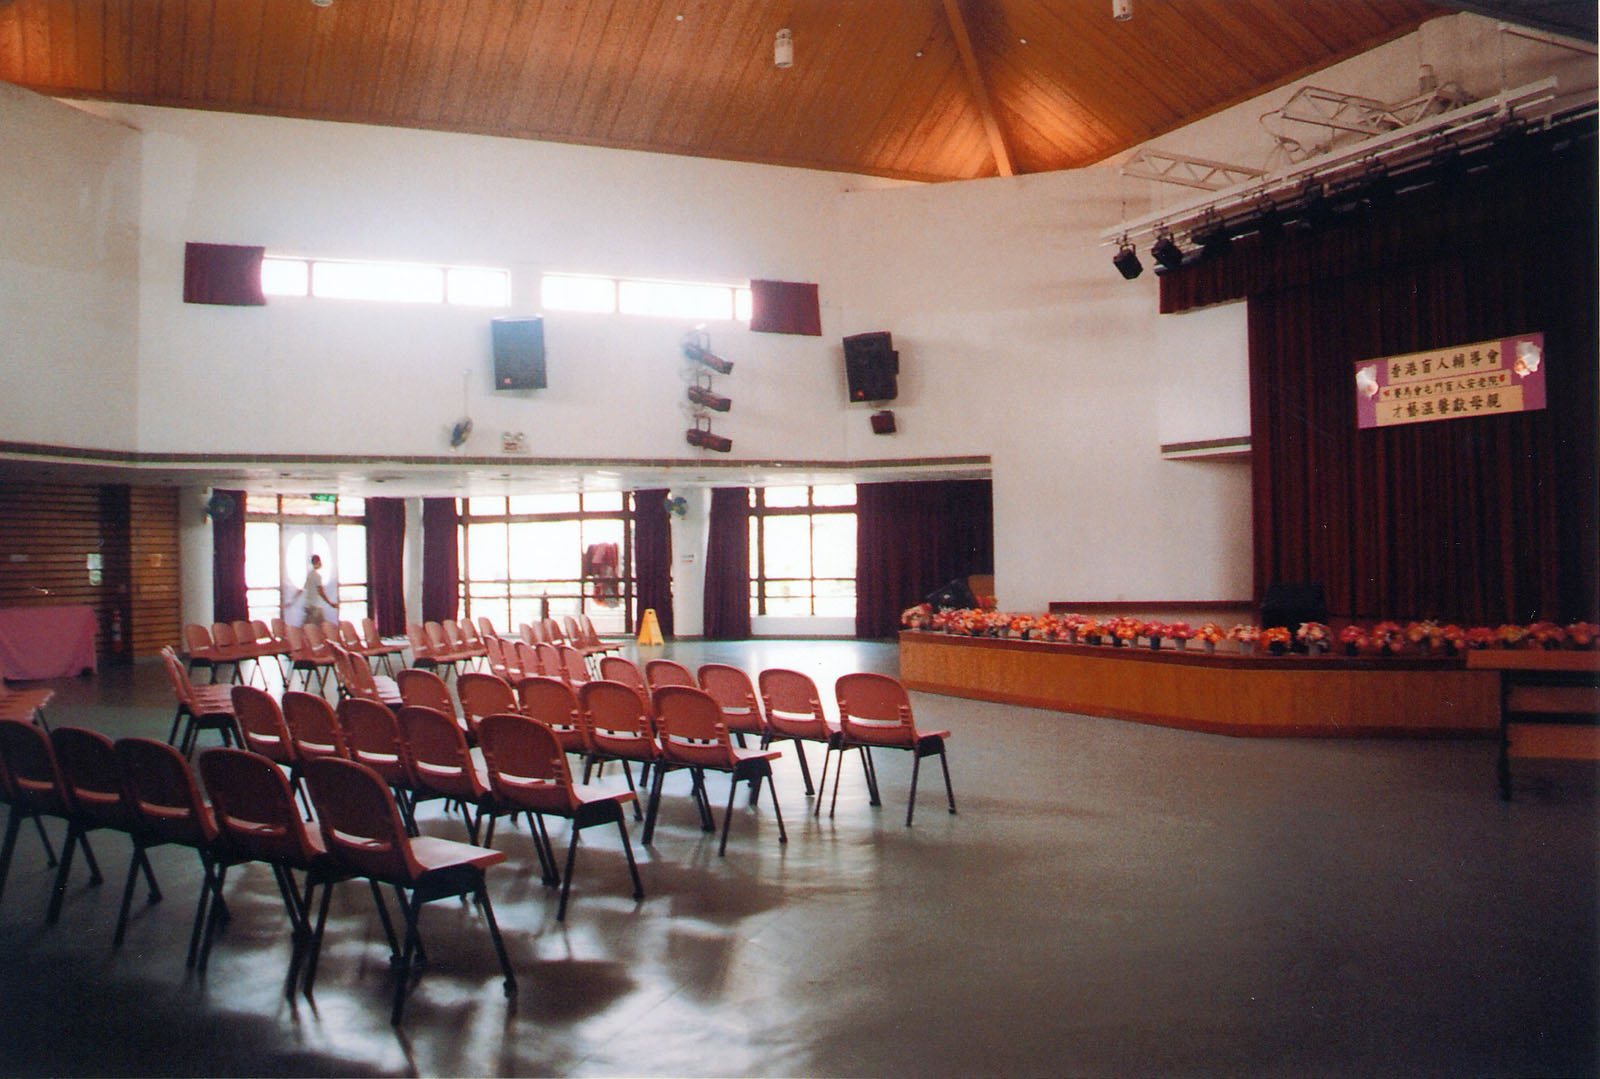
[686,425,733,452]
[1193,214,1231,258]
[1151,231,1184,271]
[1300,183,1334,231]
[687,384,732,412]
[1252,197,1283,240]
[1112,237,1143,279]
[683,340,733,374]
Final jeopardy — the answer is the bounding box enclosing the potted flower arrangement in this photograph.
[1495,623,1529,649]
[1140,621,1166,649]
[1166,622,1194,650]
[901,603,933,630]
[1060,614,1087,644]
[1435,624,1467,654]
[1339,624,1370,656]
[1262,625,1293,654]
[1464,626,1496,650]
[1296,621,1331,655]
[1194,622,1225,653]
[1080,619,1107,646]
[1009,614,1036,640]
[1567,622,1598,648]
[1111,617,1141,647]
[1404,620,1438,652]
[1527,621,1566,649]
[1371,621,1404,655]
[1228,624,1261,653]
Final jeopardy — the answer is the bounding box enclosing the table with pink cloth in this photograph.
[0,605,98,680]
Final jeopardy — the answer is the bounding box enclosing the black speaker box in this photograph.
[844,331,898,402]
[492,316,546,390]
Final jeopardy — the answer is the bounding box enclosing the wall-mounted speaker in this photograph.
[870,410,896,435]
[843,331,898,402]
[491,316,546,390]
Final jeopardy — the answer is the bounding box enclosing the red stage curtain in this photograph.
[420,498,459,625]
[855,480,993,638]
[1161,136,1598,623]
[210,490,248,623]
[183,243,266,306]
[364,497,406,636]
[633,489,675,638]
[703,488,751,639]
[750,279,822,336]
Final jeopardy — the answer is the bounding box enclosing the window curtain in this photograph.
[364,497,406,636]
[1160,138,1598,623]
[633,489,675,638]
[856,480,994,638]
[210,489,248,623]
[703,487,751,639]
[749,279,822,336]
[183,242,266,306]
[420,498,459,625]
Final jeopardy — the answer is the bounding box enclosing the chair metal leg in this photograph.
[616,814,644,901]
[792,738,815,795]
[47,824,82,924]
[390,892,421,1026]
[476,881,517,999]
[718,775,739,856]
[113,842,146,947]
[641,764,666,846]
[907,750,922,826]
[938,743,956,815]
[557,824,582,920]
[0,806,23,908]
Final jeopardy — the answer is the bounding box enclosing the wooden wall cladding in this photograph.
[0,481,181,660]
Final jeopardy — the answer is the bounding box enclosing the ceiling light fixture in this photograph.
[774,29,793,69]
[1112,237,1143,279]
[1151,230,1184,271]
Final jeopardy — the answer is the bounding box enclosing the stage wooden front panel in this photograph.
[899,632,1501,737]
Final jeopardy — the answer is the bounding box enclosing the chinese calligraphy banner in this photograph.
[1355,333,1546,429]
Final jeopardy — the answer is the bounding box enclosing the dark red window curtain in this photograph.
[183,242,266,306]
[750,279,822,336]
[364,497,406,636]
[856,480,994,638]
[210,489,248,623]
[1160,136,1598,623]
[703,487,751,639]
[420,498,459,625]
[633,489,675,638]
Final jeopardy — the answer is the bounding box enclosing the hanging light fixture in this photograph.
[1151,230,1184,271]
[1111,237,1143,279]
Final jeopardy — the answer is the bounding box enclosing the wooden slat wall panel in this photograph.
[0,0,1441,182]
[0,482,182,662]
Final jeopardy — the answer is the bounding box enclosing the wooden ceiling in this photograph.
[0,0,1476,182]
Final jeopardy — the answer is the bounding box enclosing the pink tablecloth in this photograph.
[0,605,98,680]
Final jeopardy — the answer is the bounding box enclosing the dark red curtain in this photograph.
[183,243,266,306]
[750,279,822,336]
[210,489,248,623]
[703,487,751,639]
[420,498,459,625]
[633,489,675,638]
[364,497,406,636]
[856,480,993,638]
[1161,133,1598,623]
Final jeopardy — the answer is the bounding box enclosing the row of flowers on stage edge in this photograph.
[900,605,1600,655]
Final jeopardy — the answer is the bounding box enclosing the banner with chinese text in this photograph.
[1354,333,1545,429]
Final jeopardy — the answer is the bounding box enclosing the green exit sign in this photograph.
[310,493,337,503]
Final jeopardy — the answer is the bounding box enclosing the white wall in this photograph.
[0,84,142,449]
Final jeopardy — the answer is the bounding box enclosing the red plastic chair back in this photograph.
[424,622,454,656]
[396,705,487,801]
[0,718,70,816]
[540,618,566,644]
[338,621,365,650]
[645,659,696,690]
[199,748,324,867]
[652,686,736,769]
[230,685,297,765]
[698,664,765,737]
[598,656,647,697]
[834,673,919,748]
[759,668,833,741]
[282,691,348,761]
[231,621,260,651]
[405,623,433,661]
[458,672,518,735]
[534,642,562,682]
[211,622,239,649]
[114,737,217,848]
[50,726,128,829]
[301,757,419,884]
[303,622,335,659]
[338,698,409,786]
[579,680,657,762]
[183,624,215,656]
[476,616,498,640]
[395,668,453,713]
[558,645,590,687]
[513,641,541,677]
[160,647,200,709]
[477,712,574,815]
[482,634,510,679]
[517,676,588,754]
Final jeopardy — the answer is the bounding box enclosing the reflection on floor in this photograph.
[0,638,1594,1077]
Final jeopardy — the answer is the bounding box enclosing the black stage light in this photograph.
[687,384,732,412]
[1112,238,1143,280]
[1151,231,1184,271]
[1300,183,1335,231]
[1252,197,1283,241]
[1193,214,1231,258]
[683,340,734,374]
[686,426,732,452]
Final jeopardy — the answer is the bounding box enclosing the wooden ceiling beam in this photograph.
[941,0,1013,177]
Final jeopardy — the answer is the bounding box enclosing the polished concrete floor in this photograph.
[0,639,1594,1078]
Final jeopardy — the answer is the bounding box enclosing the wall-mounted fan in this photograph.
[204,491,235,521]
[449,417,474,448]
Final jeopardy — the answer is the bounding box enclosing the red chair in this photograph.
[360,618,407,676]
[49,726,161,928]
[535,642,564,684]
[833,673,955,826]
[283,624,335,694]
[513,640,544,679]
[598,656,648,701]
[209,622,255,685]
[517,676,589,763]
[229,685,309,816]
[0,719,88,915]
[579,614,620,656]
[458,672,519,740]
[478,712,643,921]
[0,731,58,870]
[337,697,417,833]
[301,756,516,1025]
[395,667,455,717]
[0,681,55,729]
[328,641,403,708]
[396,705,499,843]
[481,633,514,683]
[647,686,787,855]
[758,668,844,798]
[645,658,696,694]
[161,647,238,756]
[281,691,348,765]
[112,737,219,964]
[577,679,659,814]
[406,623,442,673]
[556,644,592,690]
[539,618,567,646]
[197,747,373,993]
[698,664,766,748]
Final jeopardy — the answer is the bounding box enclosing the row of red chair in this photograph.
[182,618,406,690]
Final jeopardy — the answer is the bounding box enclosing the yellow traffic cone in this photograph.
[636,608,664,646]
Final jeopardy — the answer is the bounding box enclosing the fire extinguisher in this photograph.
[110,608,123,653]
